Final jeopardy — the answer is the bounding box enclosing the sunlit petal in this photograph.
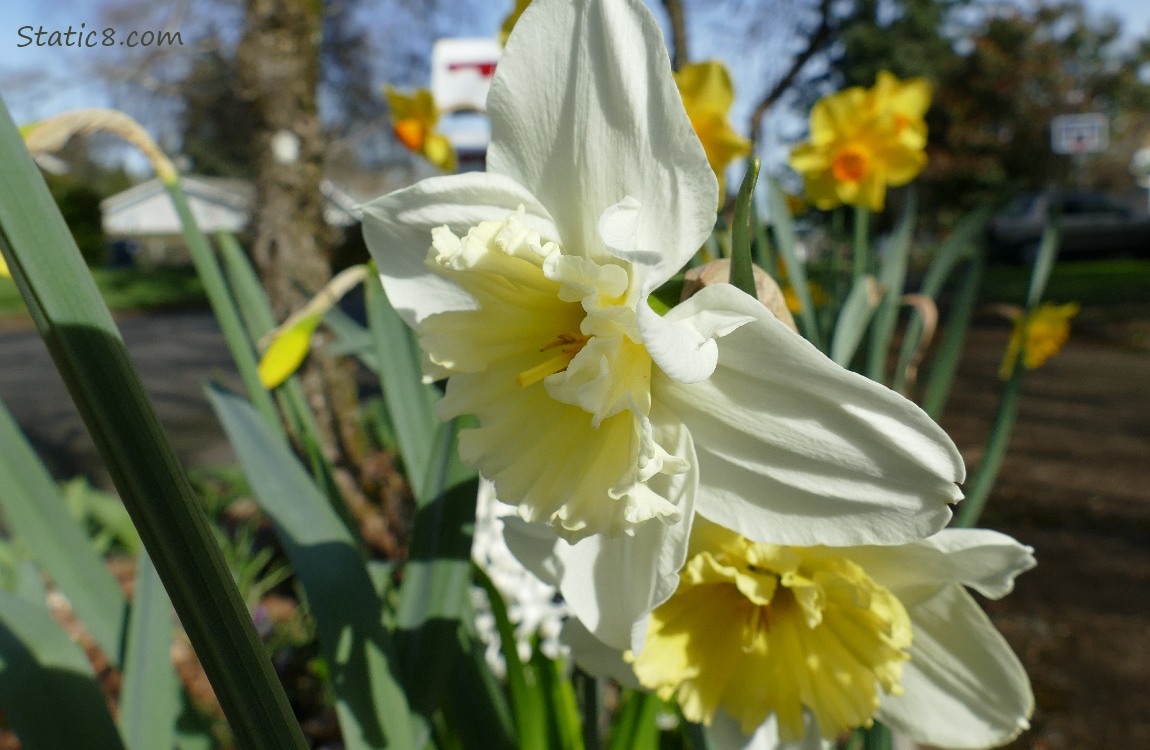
[658,285,963,547]
[488,0,716,281]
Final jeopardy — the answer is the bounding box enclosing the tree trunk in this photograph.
[236,0,363,469]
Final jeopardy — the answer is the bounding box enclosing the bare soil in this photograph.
[938,315,1150,749]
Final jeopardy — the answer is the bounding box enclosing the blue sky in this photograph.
[2,0,1149,168]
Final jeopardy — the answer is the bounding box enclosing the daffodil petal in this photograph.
[847,529,1037,605]
[503,402,697,651]
[0,253,10,279]
[706,710,829,750]
[596,195,754,384]
[361,172,559,327]
[877,585,1034,748]
[656,284,964,547]
[257,314,322,389]
[487,0,716,281]
[674,60,736,115]
[558,617,640,689]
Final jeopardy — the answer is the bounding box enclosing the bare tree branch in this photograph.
[662,0,689,71]
[748,0,837,154]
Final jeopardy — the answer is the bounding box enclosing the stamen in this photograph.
[517,332,589,388]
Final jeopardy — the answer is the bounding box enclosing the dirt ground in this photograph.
[937,309,1150,749]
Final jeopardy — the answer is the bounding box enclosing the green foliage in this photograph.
[0,266,207,317]
[0,592,127,750]
[45,175,107,266]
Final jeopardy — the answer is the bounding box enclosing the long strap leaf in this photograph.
[0,97,307,750]
[208,384,415,750]
[0,591,127,750]
[119,551,180,750]
[0,398,127,663]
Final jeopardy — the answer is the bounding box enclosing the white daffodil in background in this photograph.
[472,480,568,675]
[362,0,965,651]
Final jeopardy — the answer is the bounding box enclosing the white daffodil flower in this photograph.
[362,0,964,651]
[561,522,1035,750]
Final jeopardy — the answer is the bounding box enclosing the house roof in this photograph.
[101,175,358,237]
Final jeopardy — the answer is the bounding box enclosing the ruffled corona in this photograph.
[421,208,688,540]
[631,523,913,742]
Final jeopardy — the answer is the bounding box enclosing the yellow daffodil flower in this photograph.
[999,302,1080,379]
[789,72,931,212]
[775,258,828,314]
[870,70,931,151]
[500,0,532,46]
[781,280,829,314]
[385,86,457,172]
[0,253,10,279]
[673,60,753,200]
[562,517,1035,749]
[364,0,964,652]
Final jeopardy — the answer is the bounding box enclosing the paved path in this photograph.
[0,311,240,485]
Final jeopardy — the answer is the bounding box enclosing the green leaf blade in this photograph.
[119,552,180,750]
[207,384,415,750]
[0,591,127,750]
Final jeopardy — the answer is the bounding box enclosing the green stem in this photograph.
[922,253,985,420]
[864,721,893,750]
[163,186,281,431]
[852,205,871,280]
[953,361,1023,528]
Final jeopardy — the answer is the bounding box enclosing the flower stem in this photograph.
[852,205,871,280]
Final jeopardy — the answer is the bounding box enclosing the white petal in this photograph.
[505,404,698,651]
[878,585,1034,748]
[642,299,754,384]
[361,172,558,326]
[657,284,965,547]
[848,529,1037,604]
[487,0,716,285]
[707,710,830,750]
[558,617,640,689]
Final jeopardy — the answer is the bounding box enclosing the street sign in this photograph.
[1051,113,1109,155]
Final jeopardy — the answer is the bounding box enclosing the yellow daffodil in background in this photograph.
[789,72,931,212]
[870,70,931,151]
[365,0,964,653]
[385,86,457,172]
[781,280,829,315]
[0,253,10,279]
[564,517,1034,749]
[999,302,1080,379]
[500,0,532,46]
[774,258,828,315]
[673,60,753,200]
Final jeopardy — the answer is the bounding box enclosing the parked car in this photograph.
[987,191,1150,263]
